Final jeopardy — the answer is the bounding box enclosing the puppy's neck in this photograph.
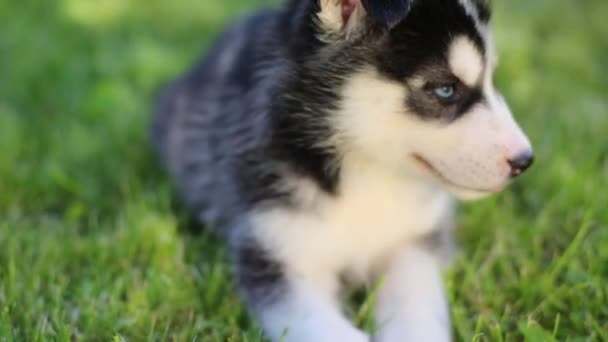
[337,151,447,201]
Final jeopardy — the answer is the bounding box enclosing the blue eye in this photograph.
[433,85,455,99]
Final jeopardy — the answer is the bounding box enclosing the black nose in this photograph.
[508,151,534,177]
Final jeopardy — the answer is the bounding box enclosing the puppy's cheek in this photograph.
[435,156,510,189]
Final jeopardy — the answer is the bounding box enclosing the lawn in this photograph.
[0,0,607,341]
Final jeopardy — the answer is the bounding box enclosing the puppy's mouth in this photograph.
[411,154,504,194]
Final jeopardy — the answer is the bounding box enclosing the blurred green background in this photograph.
[0,0,606,341]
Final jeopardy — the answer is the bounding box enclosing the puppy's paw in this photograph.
[327,328,370,342]
[287,327,369,342]
[374,326,451,342]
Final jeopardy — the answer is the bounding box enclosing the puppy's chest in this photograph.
[323,174,451,262]
[257,169,453,277]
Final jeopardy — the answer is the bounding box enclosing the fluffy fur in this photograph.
[152,0,533,341]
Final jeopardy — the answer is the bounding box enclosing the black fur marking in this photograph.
[407,82,483,122]
[472,0,492,22]
[376,0,486,81]
[361,0,412,29]
[457,88,484,117]
[270,10,343,194]
[235,152,293,207]
[270,59,346,195]
[269,1,376,195]
[366,0,488,121]
[236,236,286,306]
[403,62,484,122]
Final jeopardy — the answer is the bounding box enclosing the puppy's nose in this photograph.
[508,151,534,177]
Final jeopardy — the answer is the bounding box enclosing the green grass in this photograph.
[0,0,607,341]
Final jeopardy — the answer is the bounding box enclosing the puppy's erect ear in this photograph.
[361,0,412,28]
[317,0,412,37]
[317,0,366,35]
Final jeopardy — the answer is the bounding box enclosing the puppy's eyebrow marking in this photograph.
[448,36,484,87]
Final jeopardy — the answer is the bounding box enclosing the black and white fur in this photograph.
[152,0,534,340]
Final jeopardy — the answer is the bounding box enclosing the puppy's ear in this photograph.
[317,0,368,36]
[316,0,412,38]
[361,0,412,29]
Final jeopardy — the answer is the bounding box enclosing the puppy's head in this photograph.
[314,0,534,200]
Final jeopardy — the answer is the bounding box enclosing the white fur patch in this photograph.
[481,32,498,97]
[253,163,453,283]
[448,36,484,86]
[375,246,451,342]
[260,281,369,342]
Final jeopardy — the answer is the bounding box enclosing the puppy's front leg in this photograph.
[374,245,451,342]
[235,240,369,342]
[256,279,370,342]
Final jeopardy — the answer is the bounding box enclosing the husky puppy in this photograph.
[152,0,534,340]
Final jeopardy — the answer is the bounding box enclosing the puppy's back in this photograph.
[152,9,284,227]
